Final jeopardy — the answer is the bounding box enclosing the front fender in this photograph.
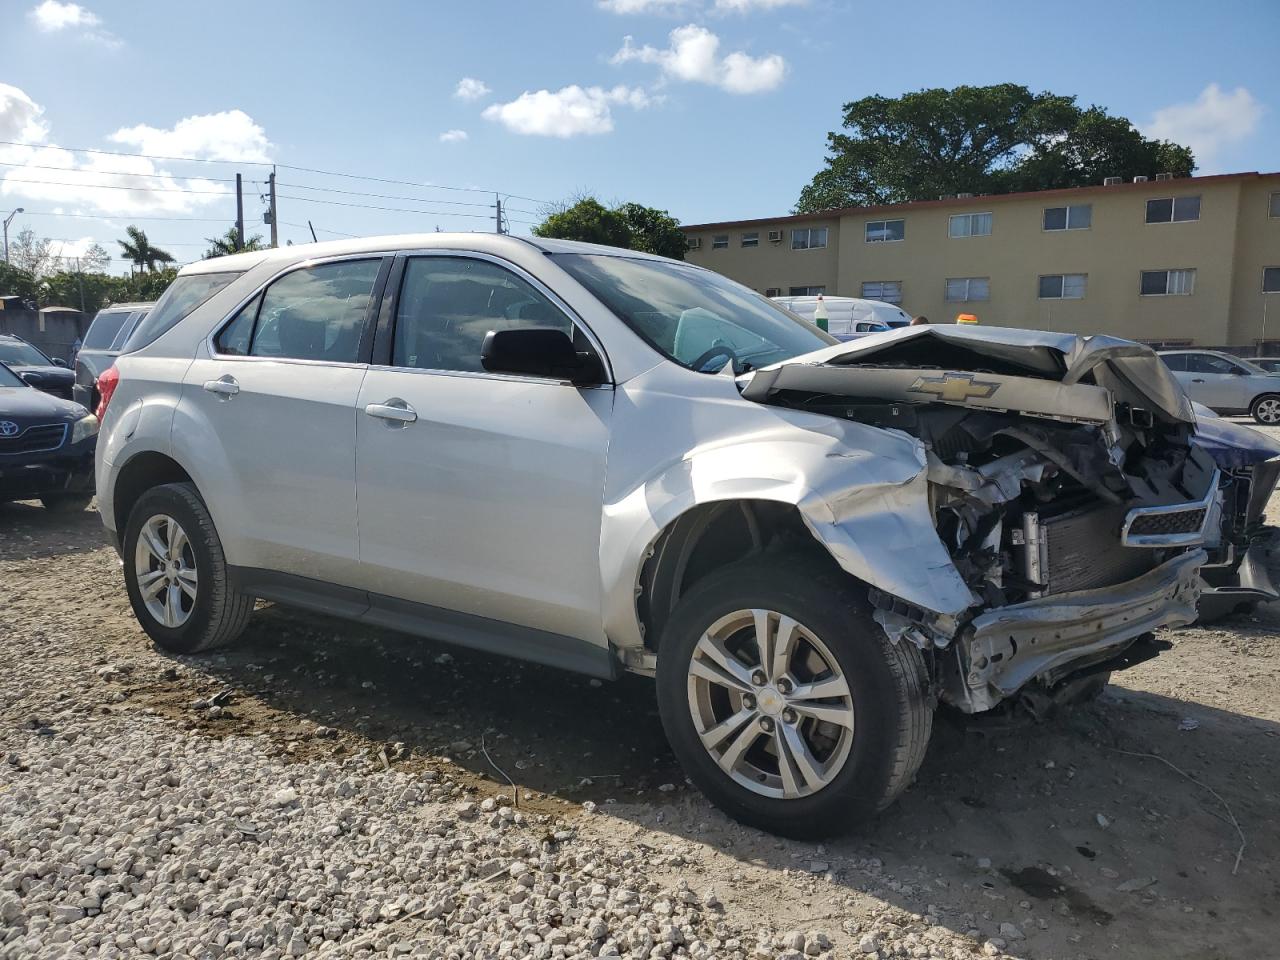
[600,365,975,651]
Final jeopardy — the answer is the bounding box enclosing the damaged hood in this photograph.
[741,324,1195,426]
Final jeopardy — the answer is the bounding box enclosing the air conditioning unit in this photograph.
[1133,176,1149,183]
[938,194,956,201]
[1103,176,1123,186]
[1155,172,1175,181]
[767,230,784,243]
[686,237,701,250]
[956,192,974,199]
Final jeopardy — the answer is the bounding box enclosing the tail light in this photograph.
[95,365,120,419]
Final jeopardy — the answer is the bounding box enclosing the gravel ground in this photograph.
[2,421,1278,959]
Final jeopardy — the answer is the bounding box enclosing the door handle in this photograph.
[365,400,418,423]
[203,376,240,397]
[1191,378,1205,383]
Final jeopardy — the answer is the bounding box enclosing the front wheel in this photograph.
[655,553,932,838]
[1250,394,1280,425]
[121,482,254,654]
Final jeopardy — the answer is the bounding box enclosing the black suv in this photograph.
[0,334,75,401]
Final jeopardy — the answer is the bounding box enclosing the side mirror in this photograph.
[52,358,68,368]
[19,371,38,384]
[480,328,605,386]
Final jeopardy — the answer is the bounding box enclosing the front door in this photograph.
[353,253,613,644]
[182,256,385,583]
[1182,353,1247,410]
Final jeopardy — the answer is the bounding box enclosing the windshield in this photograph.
[83,310,135,350]
[122,271,241,352]
[0,339,50,366]
[553,254,836,373]
[0,362,25,388]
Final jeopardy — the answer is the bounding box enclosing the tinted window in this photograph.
[247,260,381,362]
[1161,353,1188,372]
[124,272,242,352]
[83,310,134,350]
[554,253,834,373]
[0,339,50,366]
[0,363,26,387]
[1186,354,1238,375]
[214,294,261,356]
[393,257,572,373]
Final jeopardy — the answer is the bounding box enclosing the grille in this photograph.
[1127,508,1207,538]
[0,424,67,455]
[1027,501,1159,595]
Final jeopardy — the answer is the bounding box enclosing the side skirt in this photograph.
[228,566,620,680]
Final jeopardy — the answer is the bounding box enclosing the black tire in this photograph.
[1249,393,1280,426]
[40,492,93,513]
[121,482,254,654]
[655,552,932,838]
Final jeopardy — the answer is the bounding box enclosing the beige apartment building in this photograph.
[681,171,1280,348]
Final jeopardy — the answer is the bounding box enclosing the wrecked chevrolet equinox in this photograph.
[97,236,1225,836]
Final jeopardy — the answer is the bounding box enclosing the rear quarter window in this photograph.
[121,272,243,352]
[83,311,133,350]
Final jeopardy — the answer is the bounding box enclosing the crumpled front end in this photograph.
[742,325,1219,712]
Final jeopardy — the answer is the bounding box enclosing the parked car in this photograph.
[0,361,98,510]
[1159,349,1280,424]
[98,235,1219,836]
[1248,357,1280,374]
[0,333,76,401]
[74,302,153,410]
[1189,402,1280,619]
[771,295,911,338]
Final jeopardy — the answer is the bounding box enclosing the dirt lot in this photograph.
[2,423,1279,959]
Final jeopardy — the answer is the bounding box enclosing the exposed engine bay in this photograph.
[742,326,1219,713]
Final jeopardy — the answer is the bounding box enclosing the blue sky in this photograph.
[1,0,1276,271]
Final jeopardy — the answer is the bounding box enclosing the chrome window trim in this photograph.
[204,251,391,362]
[1120,470,1220,547]
[384,248,615,385]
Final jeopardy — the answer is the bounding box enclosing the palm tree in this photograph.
[202,227,265,259]
[118,226,176,272]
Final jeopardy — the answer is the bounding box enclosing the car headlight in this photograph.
[70,413,99,444]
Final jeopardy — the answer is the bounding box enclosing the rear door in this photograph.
[352,252,613,644]
[181,256,388,584]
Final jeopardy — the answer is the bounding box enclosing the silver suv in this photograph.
[98,235,1218,836]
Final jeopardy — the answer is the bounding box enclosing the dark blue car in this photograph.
[0,361,98,511]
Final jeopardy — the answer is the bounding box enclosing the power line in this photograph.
[0,159,241,184]
[20,210,236,222]
[2,176,233,196]
[277,181,504,210]
[0,138,271,167]
[275,193,505,220]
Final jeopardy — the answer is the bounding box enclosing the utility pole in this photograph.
[307,220,318,243]
[494,193,505,235]
[235,174,245,252]
[268,167,279,248]
[74,258,85,313]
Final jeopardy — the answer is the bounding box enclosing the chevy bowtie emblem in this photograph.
[907,372,1001,403]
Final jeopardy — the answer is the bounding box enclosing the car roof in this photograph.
[177,233,677,277]
[98,302,154,312]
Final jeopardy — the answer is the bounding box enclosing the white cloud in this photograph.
[439,129,468,143]
[599,0,803,12]
[1148,84,1263,170]
[598,0,686,12]
[712,0,804,10]
[109,110,272,163]
[482,85,651,137]
[28,1,119,46]
[0,83,49,145]
[454,77,492,102]
[612,24,786,93]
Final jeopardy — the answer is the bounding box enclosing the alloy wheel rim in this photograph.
[686,608,855,799]
[134,514,198,628]
[1257,398,1280,424]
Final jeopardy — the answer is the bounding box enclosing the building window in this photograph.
[1039,274,1087,299]
[764,287,782,298]
[1140,269,1196,296]
[1264,267,1280,293]
[1043,204,1092,230]
[1145,196,1200,224]
[948,212,992,238]
[741,232,759,248]
[865,219,905,243]
[686,237,701,251]
[792,227,828,250]
[789,285,826,296]
[1271,192,1280,218]
[711,235,729,249]
[945,277,989,302]
[861,281,902,304]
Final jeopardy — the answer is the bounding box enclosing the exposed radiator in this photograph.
[1022,500,1160,595]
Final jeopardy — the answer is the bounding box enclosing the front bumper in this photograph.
[0,438,96,501]
[950,549,1205,712]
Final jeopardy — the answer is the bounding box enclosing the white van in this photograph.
[771,296,912,340]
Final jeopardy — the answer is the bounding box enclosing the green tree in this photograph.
[0,260,40,302]
[203,227,266,259]
[118,225,176,272]
[8,228,57,277]
[38,270,126,314]
[119,266,179,301]
[616,202,686,259]
[796,84,1196,212]
[534,196,685,259]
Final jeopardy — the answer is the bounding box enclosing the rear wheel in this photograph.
[1250,394,1280,425]
[655,553,932,838]
[122,482,253,654]
[41,492,92,513]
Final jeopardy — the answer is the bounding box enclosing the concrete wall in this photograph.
[0,305,87,362]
